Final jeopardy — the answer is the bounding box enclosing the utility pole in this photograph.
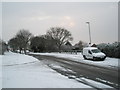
[86,22,91,46]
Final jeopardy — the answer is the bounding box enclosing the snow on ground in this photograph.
[2,52,93,88]
[75,77,114,89]
[2,52,37,66]
[31,52,119,69]
[0,55,2,89]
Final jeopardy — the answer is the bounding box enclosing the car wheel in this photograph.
[83,55,87,59]
[93,57,96,61]
[102,57,106,61]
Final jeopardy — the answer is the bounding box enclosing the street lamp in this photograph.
[86,22,91,46]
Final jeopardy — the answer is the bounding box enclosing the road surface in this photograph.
[29,54,119,90]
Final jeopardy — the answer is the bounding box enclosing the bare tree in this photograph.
[30,35,59,52]
[8,37,19,52]
[77,41,88,50]
[30,36,46,52]
[46,27,73,51]
[15,29,32,54]
[74,41,88,50]
[41,35,58,52]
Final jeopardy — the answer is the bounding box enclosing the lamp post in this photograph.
[86,22,91,46]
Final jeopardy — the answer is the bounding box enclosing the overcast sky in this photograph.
[2,2,118,45]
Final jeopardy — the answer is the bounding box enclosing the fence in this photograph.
[60,50,82,54]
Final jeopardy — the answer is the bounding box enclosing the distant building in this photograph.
[65,41,72,46]
[61,41,73,51]
[72,44,80,50]
[91,44,97,47]
[0,40,8,55]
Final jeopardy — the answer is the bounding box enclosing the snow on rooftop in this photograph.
[83,47,98,50]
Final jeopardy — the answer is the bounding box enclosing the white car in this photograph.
[82,47,106,60]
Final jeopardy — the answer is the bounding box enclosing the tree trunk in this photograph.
[19,47,22,54]
[24,49,26,54]
[58,45,61,53]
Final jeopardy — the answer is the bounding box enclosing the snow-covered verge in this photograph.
[2,52,93,88]
[0,55,2,89]
[30,52,119,69]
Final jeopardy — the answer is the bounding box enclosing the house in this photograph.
[0,40,8,55]
[61,41,73,51]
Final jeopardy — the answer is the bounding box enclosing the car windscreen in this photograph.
[91,49,101,53]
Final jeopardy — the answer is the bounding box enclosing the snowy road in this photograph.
[30,52,118,69]
[29,54,118,89]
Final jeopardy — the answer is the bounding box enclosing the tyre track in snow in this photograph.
[3,61,37,67]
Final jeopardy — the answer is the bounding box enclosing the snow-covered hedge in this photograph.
[97,42,120,58]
